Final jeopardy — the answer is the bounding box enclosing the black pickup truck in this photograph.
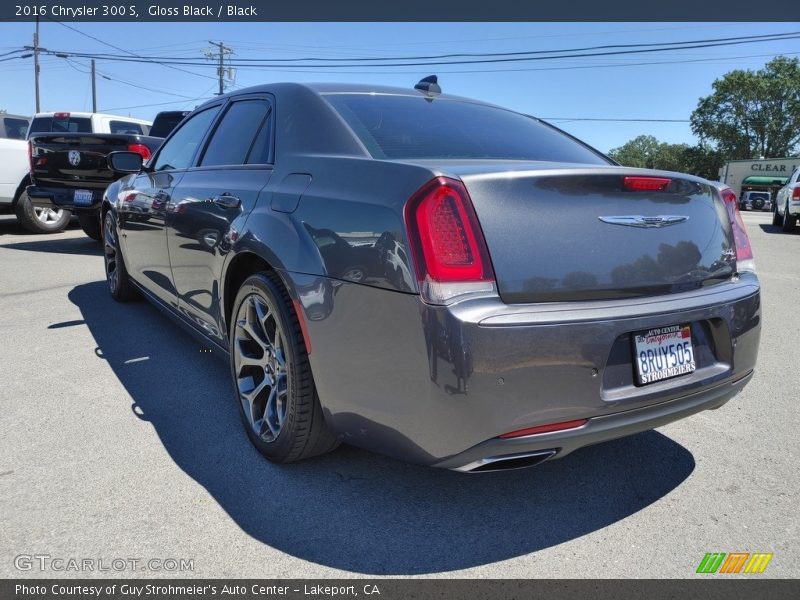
[26,111,187,240]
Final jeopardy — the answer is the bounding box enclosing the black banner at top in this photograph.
[2,0,798,22]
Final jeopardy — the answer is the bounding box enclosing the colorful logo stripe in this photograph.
[696,552,773,574]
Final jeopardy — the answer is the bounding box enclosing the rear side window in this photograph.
[200,99,272,167]
[324,94,609,164]
[29,116,91,134]
[152,106,221,172]
[110,120,148,135]
[2,117,29,140]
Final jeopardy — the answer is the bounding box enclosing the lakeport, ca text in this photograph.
[15,584,381,597]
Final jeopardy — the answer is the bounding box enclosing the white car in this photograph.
[773,167,800,232]
[0,113,31,218]
[1,111,151,233]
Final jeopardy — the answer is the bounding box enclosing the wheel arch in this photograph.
[11,174,31,207]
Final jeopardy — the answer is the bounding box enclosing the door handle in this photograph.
[211,193,240,209]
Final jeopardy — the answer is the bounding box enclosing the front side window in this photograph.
[152,106,221,172]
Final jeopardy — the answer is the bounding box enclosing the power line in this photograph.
[46,18,217,81]
[40,31,800,68]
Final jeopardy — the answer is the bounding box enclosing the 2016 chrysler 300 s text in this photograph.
[100,79,760,472]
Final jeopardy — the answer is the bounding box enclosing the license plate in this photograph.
[633,324,696,385]
[73,189,94,206]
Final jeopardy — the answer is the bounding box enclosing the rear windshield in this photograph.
[109,120,149,135]
[29,116,92,135]
[324,93,609,164]
[2,117,29,140]
[748,192,770,199]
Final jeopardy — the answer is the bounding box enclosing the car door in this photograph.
[119,104,222,307]
[166,95,275,342]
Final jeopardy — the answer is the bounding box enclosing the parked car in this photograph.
[5,111,152,234]
[100,80,761,472]
[26,111,185,239]
[0,113,30,220]
[739,190,772,211]
[772,166,800,232]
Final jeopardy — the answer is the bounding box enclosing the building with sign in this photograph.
[719,157,799,199]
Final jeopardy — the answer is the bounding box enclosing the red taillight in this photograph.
[405,177,493,281]
[53,112,70,120]
[623,176,672,191]
[793,187,800,200]
[720,187,754,266]
[127,143,152,161]
[27,140,33,172]
[499,419,588,439]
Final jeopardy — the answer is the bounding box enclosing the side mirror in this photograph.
[108,151,144,174]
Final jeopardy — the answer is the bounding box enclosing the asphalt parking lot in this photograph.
[0,210,797,578]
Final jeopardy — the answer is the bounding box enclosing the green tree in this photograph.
[690,56,800,159]
[608,135,662,168]
[609,136,724,180]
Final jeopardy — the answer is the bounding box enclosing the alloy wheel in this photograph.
[233,294,289,442]
[34,206,64,224]
[103,215,118,293]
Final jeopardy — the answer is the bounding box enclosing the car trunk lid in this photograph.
[452,165,736,303]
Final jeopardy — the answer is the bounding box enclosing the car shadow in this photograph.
[758,223,800,234]
[0,234,102,256]
[68,280,696,575]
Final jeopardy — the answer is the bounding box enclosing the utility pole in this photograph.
[91,59,97,112]
[33,16,40,112]
[204,41,233,95]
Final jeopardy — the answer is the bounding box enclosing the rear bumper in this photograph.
[26,185,102,212]
[436,370,751,471]
[291,271,761,469]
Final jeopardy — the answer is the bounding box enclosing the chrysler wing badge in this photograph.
[598,215,689,228]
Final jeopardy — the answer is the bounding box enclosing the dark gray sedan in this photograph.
[101,80,760,472]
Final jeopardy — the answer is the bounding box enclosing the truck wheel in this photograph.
[14,191,71,234]
[77,213,102,242]
[782,201,797,232]
[772,202,783,226]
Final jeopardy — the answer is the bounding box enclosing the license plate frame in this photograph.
[73,189,94,206]
[633,324,696,385]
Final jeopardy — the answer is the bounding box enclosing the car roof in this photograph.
[196,81,503,110]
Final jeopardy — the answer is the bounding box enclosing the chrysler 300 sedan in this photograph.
[100,80,760,472]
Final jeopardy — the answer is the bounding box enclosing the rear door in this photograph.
[166,95,274,341]
[120,104,222,307]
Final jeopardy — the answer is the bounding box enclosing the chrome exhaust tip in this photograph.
[454,449,557,473]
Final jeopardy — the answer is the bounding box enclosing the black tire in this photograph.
[781,201,796,233]
[78,212,102,241]
[14,191,71,234]
[772,202,783,226]
[229,272,339,463]
[103,211,138,302]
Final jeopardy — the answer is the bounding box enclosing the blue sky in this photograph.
[1,22,798,152]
